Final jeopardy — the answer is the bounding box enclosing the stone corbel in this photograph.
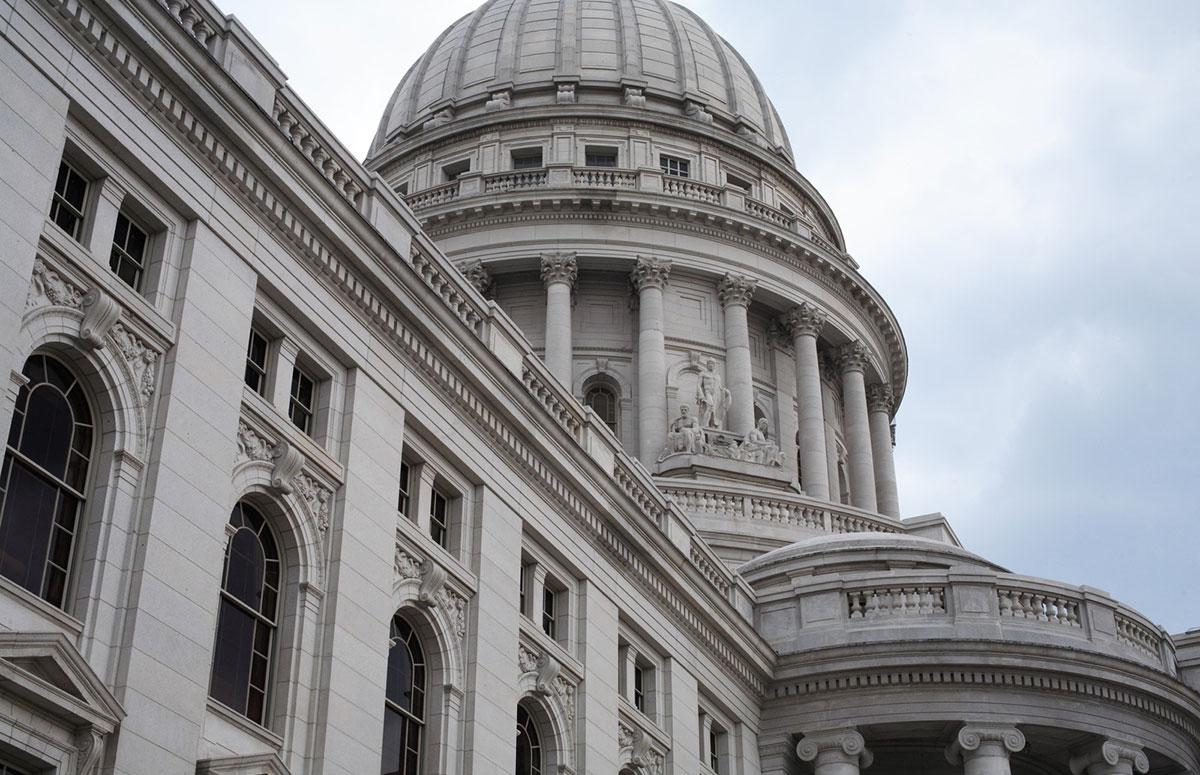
[74,727,106,775]
[78,287,121,350]
[269,440,304,494]
[534,652,560,696]
[418,561,448,607]
[1069,738,1150,775]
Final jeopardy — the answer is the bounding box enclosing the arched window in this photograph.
[0,354,93,608]
[515,704,542,775]
[209,502,280,725]
[584,384,618,434]
[382,615,426,775]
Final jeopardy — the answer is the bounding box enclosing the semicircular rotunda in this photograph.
[367,0,908,562]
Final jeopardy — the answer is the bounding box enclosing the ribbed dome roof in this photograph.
[369,0,792,159]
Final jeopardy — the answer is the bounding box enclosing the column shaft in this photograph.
[867,385,899,517]
[718,274,757,436]
[787,303,830,498]
[540,252,577,386]
[631,257,671,465]
[838,343,877,512]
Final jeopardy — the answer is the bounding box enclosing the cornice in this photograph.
[44,0,772,697]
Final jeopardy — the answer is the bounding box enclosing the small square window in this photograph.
[397,460,413,517]
[512,149,543,169]
[109,212,149,290]
[289,366,316,436]
[244,328,269,396]
[659,154,689,178]
[443,160,470,182]
[50,161,88,240]
[542,586,557,639]
[429,488,449,547]
[585,147,618,168]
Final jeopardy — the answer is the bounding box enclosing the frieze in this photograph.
[49,0,766,697]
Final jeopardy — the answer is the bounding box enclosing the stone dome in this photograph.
[369,0,792,159]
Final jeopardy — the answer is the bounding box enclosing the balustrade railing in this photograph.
[849,586,946,618]
[573,168,637,188]
[662,176,722,204]
[997,588,1081,627]
[405,180,460,209]
[484,169,547,192]
[744,197,795,230]
[1116,612,1160,657]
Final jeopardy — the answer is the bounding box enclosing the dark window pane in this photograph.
[20,386,74,479]
[0,461,62,597]
[209,599,256,715]
[225,528,267,610]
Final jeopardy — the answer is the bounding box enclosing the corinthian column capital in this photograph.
[540,251,577,288]
[717,272,757,309]
[836,341,870,374]
[866,383,895,414]
[946,725,1026,764]
[460,259,492,297]
[630,256,672,292]
[1069,739,1150,775]
[784,302,827,339]
[797,728,873,770]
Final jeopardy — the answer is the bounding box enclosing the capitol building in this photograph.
[0,1,1196,774]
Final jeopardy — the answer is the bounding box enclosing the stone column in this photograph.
[718,273,757,436]
[946,725,1026,775]
[797,728,873,775]
[1069,738,1150,775]
[866,383,900,517]
[785,303,830,499]
[837,342,877,512]
[630,257,672,465]
[540,251,577,385]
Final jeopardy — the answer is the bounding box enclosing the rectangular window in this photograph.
[109,212,148,290]
[633,664,646,712]
[585,147,618,167]
[512,148,543,169]
[397,460,412,517]
[659,154,689,178]
[726,173,753,193]
[244,329,269,396]
[519,563,530,617]
[429,488,449,547]
[50,161,88,240]
[289,366,316,436]
[709,728,721,771]
[443,160,470,181]
[542,586,557,639]
[395,181,409,196]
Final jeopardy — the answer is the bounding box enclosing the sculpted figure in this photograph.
[695,359,731,429]
[668,404,703,455]
[741,418,782,466]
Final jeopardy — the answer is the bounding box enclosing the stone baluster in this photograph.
[836,342,877,512]
[631,256,672,465]
[785,303,831,499]
[540,251,577,385]
[1069,738,1150,775]
[797,728,873,775]
[946,725,1026,775]
[866,383,900,517]
[718,273,757,436]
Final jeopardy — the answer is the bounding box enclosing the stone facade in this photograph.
[0,2,1196,775]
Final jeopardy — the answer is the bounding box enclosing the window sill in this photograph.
[205,697,285,750]
[0,575,84,636]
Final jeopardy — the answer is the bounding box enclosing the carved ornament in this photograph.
[394,546,422,580]
[630,256,672,292]
[461,259,492,296]
[684,100,714,124]
[556,83,576,104]
[485,90,511,112]
[836,341,870,374]
[535,652,560,695]
[27,258,84,310]
[784,302,827,339]
[270,440,305,494]
[423,107,454,131]
[74,727,106,775]
[78,287,121,350]
[624,87,646,108]
[946,725,1025,764]
[540,251,578,288]
[1069,739,1150,775]
[797,728,873,769]
[866,384,895,414]
[717,273,756,309]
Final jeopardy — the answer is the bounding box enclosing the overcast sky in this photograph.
[218,0,1199,633]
